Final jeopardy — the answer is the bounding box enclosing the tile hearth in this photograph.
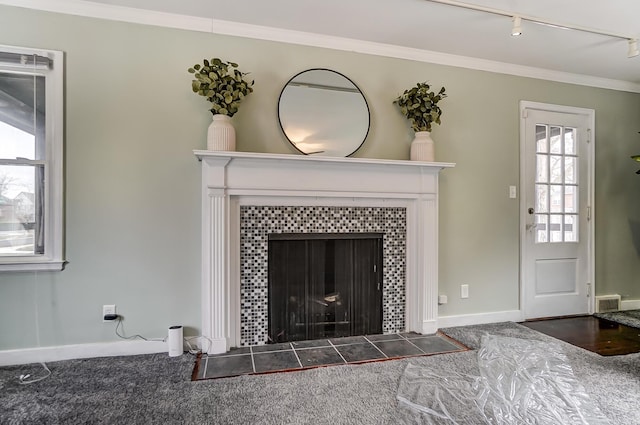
[193,332,468,380]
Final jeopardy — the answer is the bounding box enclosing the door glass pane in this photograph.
[564,127,576,155]
[564,156,577,184]
[550,185,563,213]
[564,215,578,242]
[535,214,548,243]
[536,155,548,183]
[550,155,563,183]
[536,184,548,212]
[531,120,580,244]
[565,185,577,213]
[536,125,547,153]
[549,126,562,153]
[550,214,563,242]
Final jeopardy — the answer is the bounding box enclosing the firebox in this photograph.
[268,233,383,343]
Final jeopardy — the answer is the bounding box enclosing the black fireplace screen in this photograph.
[268,233,383,343]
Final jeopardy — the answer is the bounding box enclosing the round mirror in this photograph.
[278,69,370,157]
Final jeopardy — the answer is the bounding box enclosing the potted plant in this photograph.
[188,58,254,151]
[393,82,447,161]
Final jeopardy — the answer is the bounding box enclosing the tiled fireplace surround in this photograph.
[196,151,453,354]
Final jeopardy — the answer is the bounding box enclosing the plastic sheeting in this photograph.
[397,335,610,424]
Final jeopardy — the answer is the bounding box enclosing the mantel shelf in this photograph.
[194,150,455,171]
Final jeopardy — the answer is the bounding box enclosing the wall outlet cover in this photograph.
[102,304,116,322]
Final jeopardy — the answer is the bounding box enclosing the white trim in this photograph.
[621,299,640,311]
[0,260,65,272]
[0,46,65,272]
[0,340,168,366]
[1,0,639,93]
[437,310,523,329]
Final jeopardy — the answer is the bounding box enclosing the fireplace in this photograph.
[239,205,406,346]
[195,151,454,354]
[268,233,383,343]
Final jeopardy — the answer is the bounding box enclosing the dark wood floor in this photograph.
[522,315,640,356]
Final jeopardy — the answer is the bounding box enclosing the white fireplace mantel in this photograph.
[195,150,454,354]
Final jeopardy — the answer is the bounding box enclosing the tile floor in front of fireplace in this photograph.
[194,332,468,380]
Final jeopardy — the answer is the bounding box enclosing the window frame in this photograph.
[0,45,64,272]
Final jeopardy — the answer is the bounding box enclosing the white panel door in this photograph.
[521,104,593,319]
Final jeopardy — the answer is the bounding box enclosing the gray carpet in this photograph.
[595,309,640,329]
[1,322,639,424]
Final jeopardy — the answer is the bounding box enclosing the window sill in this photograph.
[0,259,66,272]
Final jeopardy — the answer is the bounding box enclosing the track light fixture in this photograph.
[628,39,639,58]
[425,0,639,59]
[511,16,522,36]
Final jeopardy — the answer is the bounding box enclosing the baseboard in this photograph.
[0,340,169,367]
[621,299,640,311]
[437,310,523,329]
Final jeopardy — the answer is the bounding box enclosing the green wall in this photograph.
[1,5,639,350]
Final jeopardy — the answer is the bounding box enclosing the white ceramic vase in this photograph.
[207,114,236,151]
[410,131,434,161]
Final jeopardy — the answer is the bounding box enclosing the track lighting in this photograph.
[425,0,639,59]
[628,39,639,58]
[511,16,522,36]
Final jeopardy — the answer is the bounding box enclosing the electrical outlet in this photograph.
[102,304,116,322]
[460,285,469,299]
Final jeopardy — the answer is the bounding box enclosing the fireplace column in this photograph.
[201,157,231,354]
[415,195,439,335]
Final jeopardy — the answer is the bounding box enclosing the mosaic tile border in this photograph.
[239,206,407,346]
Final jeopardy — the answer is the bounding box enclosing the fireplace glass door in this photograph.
[268,233,383,343]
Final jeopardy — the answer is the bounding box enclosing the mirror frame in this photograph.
[277,68,371,157]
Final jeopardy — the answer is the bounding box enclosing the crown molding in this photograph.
[1,0,639,93]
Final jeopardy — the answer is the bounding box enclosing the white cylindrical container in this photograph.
[167,325,184,357]
[410,131,435,161]
[207,114,236,151]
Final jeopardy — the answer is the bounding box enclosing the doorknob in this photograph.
[528,207,535,214]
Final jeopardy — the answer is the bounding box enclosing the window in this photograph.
[0,46,64,271]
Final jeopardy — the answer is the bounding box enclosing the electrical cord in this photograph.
[112,316,213,355]
[17,270,52,385]
[114,315,165,342]
[18,362,51,385]
[184,336,213,355]
[17,314,210,386]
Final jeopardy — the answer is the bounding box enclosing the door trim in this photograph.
[519,101,596,317]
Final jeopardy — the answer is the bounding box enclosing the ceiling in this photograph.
[10,0,640,90]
